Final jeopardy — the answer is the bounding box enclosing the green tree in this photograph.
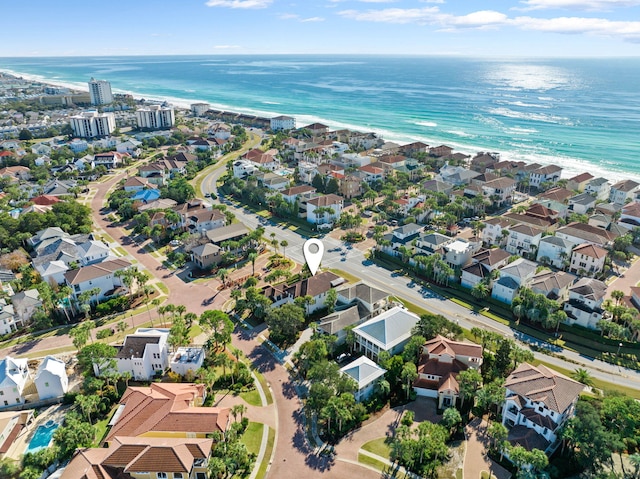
[458,368,482,408]
[325,288,338,313]
[53,415,94,459]
[441,407,462,437]
[69,321,94,351]
[199,310,234,351]
[77,343,117,377]
[400,362,418,400]
[74,394,101,425]
[571,368,595,388]
[265,303,305,346]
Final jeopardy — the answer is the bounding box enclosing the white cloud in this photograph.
[513,15,640,38]
[213,44,242,49]
[205,0,272,8]
[338,7,507,28]
[301,16,325,22]
[279,13,325,22]
[329,0,399,3]
[338,7,440,23]
[518,0,640,11]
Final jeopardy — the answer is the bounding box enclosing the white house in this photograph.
[584,177,610,201]
[413,335,483,408]
[443,239,477,269]
[99,328,171,381]
[34,356,68,400]
[563,278,607,330]
[0,357,29,408]
[191,102,211,116]
[460,248,510,289]
[270,115,296,131]
[186,209,226,235]
[491,258,537,305]
[64,258,132,302]
[568,193,597,215]
[536,236,574,269]
[569,243,608,276]
[610,179,639,205]
[10,289,42,328]
[306,194,344,228]
[619,201,640,230]
[340,356,387,402]
[170,347,205,377]
[529,164,562,189]
[243,148,280,171]
[353,306,420,360]
[0,300,18,336]
[506,224,543,259]
[502,363,583,456]
[481,217,511,247]
[482,177,517,207]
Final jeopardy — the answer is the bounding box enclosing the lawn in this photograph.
[361,437,391,458]
[254,427,275,479]
[328,268,360,284]
[93,404,119,446]
[240,422,265,456]
[156,283,169,295]
[113,246,128,257]
[252,369,273,405]
[240,388,262,407]
[357,453,389,473]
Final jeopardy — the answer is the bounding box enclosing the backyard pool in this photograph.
[25,420,59,454]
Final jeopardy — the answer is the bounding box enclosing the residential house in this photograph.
[399,141,429,157]
[443,239,477,269]
[338,174,363,199]
[470,152,499,173]
[536,236,574,269]
[170,347,205,377]
[116,138,143,157]
[0,166,31,181]
[0,410,33,458]
[584,177,611,201]
[413,335,483,408]
[529,164,562,189]
[436,165,480,186]
[422,179,453,196]
[588,213,612,229]
[567,172,594,193]
[34,356,68,400]
[132,188,161,204]
[460,248,510,289]
[138,162,168,185]
[280,185,316,205]
[186,209,226,235]
[353,306,420,360]
[429,145,454,158]
[60,436,213,479]
[243,148,280,171]
[414,231,454,256]
[556,222,616,248]
[171,200,210,230]
[106,382,229,441]
[263,271,344,314]
[481,217,511,246]
[482,177,517,208]
[525,203,561,224]
[93,151,126,169]
[271,115,296,130]
[619,201,640,230]
[123,176,155,192]
[563,278,608,330]
[190,243,222,270]
[306,194,344,228]
[502,363,583,456]
[260,173,289,191]
[64,258,132,302]
[41,179,77,197]
[0,357,29,408]
[506,224,544,259]
[205,223,250,247]
[569,243,608,275]
[302,122,330,135]
[359,164,385,184]
[538,187,574,204]
[610,179,639,205]
[492,258,537,304]
[10,289,42,328]
[317,283,391,342]
[99,328,171,381]
[568,192,597,215]
[0,300,18,336]
[340,356,387,402]
[529,270,575,301]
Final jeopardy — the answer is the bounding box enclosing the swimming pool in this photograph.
[25,421,59,454]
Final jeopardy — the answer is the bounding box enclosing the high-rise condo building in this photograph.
[69,111,116,138]
[135,104,175,129]
[88,78,114,105]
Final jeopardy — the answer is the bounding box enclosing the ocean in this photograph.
[2,55,640,182]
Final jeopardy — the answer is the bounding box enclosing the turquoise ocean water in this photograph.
[2,55,639,181]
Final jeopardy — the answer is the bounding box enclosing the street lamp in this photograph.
[617,342,623,355]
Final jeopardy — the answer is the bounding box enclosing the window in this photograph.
[174,474,183,479]
[156,473,168,479]
[45,382,49,387]
[0,391,4,396]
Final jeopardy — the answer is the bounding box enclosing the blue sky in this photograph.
[2,0,640,56]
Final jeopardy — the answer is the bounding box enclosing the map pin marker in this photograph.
[303,239,324,276]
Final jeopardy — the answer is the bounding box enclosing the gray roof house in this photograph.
[353,306,420,360]
[491,258,537,305]
[10,289,42,327]
[340,356,387,402]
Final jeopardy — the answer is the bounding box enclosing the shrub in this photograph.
[96,328,114,340]
[95,296,130,316]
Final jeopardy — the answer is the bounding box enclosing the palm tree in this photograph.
[248,252,258,276]
[280,240,288,259]
[216,268,229,288]
[571,368,595,388]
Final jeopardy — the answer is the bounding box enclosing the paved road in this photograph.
[201,166,640,391]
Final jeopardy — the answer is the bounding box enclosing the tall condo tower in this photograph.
[88,78,113,105]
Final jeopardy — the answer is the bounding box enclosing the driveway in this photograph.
[464,418,511,479]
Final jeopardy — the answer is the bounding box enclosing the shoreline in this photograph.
[3,67,639,185]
